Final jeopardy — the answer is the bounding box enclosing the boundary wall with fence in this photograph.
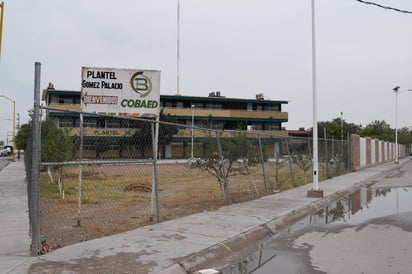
[351,134,407,170]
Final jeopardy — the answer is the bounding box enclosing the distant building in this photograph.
[42,86,289,158]
[287,128,309,138]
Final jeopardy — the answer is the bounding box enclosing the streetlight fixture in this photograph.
[191,104,194,159]
[393,86,412,164]
[0,94,15,161]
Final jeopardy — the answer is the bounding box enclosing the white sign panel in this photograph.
[81,67,161,118]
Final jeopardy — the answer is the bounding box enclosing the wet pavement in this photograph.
[251,185,412,274]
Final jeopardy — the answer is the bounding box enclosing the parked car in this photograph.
[0,146,12,157]
[0,148,8,157]
[4,146,12,156]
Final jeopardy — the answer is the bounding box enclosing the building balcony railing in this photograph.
[175,129,289,139]
[162,107,288,120]
[48,103,81,112]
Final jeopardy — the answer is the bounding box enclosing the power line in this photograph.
[354,0,412,14]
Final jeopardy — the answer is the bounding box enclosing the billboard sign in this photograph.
[81,67,161,118]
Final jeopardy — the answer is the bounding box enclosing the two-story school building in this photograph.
[42,86,289,158]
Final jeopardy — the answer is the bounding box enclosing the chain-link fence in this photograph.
[26,108,351,251]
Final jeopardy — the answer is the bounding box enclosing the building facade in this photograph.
[42,87,289,158]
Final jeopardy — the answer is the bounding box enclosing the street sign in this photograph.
[81,67,161,118]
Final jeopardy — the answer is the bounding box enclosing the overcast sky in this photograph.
[0,0,412,143]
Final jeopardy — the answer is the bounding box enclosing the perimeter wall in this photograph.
[351,134,407,170]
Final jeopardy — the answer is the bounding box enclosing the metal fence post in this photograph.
[286,137,295,186]
[348,133,352,172]
[30,62,41,255]
[258,135,268,194]
[77,112,83,226]
[151,121,160,223]
[324,128,330,178]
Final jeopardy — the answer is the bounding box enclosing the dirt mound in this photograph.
[124,181,152,192]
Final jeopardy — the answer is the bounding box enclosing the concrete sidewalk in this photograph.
[0,160,31,274]
[2,158,409,274]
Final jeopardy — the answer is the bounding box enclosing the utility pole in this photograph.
[0,2,4,59]
[17,113,20,159]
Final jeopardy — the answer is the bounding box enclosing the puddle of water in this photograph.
[318,186,412,226]
[273,186,412,237]
[220,186,412,274]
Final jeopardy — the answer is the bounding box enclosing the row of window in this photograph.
[50,95,81,105]
[57,117,142,129]
[160,100,281,112]
[49,94,283,112]
[56,117,281,131]
[83,143,120,151]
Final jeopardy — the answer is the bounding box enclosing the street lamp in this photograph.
[340,111,344,158]
[310,0,321,195]
[340,111,343,141]
[191,104,194,159]
[393,86,412,164]
[0,94,15,161]
[177,0,181,95]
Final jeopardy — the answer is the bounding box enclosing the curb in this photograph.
[174,160,406,273]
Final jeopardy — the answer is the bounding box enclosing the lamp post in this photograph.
[177,0,181,95]
[0,94,15,161]
[310,0,320,194]
[340,111,343,141]
[191,104,194,159]
[393,86,412,164]
[341,111,344,159]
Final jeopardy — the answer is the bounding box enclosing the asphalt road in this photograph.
[253,161,412,274]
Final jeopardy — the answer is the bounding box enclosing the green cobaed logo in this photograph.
[130,71,152,97]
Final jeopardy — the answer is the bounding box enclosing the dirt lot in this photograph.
[40,162,275,250]
[39,161,342,251]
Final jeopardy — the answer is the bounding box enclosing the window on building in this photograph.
[269,104,280,111]
[250,123,262,130]
[206,103,222,109]
[50,95,59,104]
[210,121,224,129]
[82,140,95,151]
[58,95,74,104]
[109,144,120,150]
[120,119,130,128]
[84,117,97,128]
[58,117,74,128]
[106,118,120,128]
[252,104,263,111]
[247,103,253,111]
[97,118,105,128]
[74,118,80,128]
[267,123,281,131]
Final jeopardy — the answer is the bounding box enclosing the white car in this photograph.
[0,148,8,157]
